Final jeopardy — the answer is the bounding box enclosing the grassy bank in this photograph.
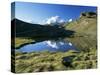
[13,38,34,48]
[13,48,97,73]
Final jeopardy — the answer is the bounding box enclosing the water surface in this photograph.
[17,39,77,52]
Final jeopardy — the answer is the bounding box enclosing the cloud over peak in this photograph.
[45,16,65,25]
[68,19,72,22]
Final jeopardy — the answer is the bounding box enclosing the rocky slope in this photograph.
[65,12,97,50]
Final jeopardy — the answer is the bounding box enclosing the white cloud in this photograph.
[26,19,35,24]
[46,41,58,49]
[46,16,59,24]
[24,20,32,23]
[59,19,65,23]
[45,16,65,25]
[59,42,64,45]
[68,19,72,22]
[69,42,72,46]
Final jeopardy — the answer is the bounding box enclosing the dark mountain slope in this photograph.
[11,19,74,38]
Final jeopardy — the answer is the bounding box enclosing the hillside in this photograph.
[11,19,74,38]
[65,12,97,50]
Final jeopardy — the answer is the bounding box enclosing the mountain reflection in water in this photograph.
[17,39,77,53]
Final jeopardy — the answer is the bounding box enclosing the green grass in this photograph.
[65,35,97,50]
[64,14,97,50]
[12,38,34,48]
[12,48,97,73]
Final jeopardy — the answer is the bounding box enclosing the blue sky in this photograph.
[11,2,97,24]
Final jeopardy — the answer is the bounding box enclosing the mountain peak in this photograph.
[80,12,97,18]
